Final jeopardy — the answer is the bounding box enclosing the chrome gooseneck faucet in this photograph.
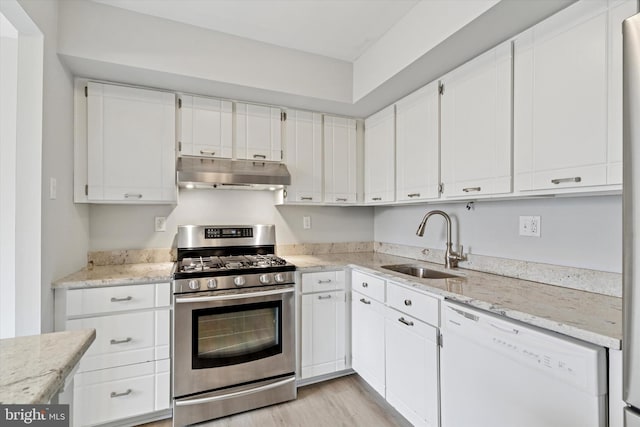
[416,210,464,268]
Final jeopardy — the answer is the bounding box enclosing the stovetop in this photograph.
[175,254,292,277]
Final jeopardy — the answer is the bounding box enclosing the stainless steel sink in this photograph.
[381,264,459,279]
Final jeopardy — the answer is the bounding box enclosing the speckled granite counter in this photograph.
[0,329,96,404]
[283,252,622,349]
[52,262,174,289]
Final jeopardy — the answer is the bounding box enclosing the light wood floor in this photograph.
[139,374,412,427]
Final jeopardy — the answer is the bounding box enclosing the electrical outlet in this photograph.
[519,216,541,237]
[155,216,167,232]
[303,216,311,230]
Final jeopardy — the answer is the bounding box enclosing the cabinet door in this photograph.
[385,308,439,427]
[396,82,441,202]
[440,41,512,198]
[235,102,283,161]
[364,105,395,203]
[324,115,357,204]
[514,1,634,192]
[87,82,176,203]
[283,110,323,203]
[300,291,346,379]
[178,94,232,159]
[351,290,386,396]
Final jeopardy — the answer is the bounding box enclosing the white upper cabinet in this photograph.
[440,41,513,199]
[364,105,395,203]
[283,110,323,203]
[177,95,232,159]
[514,0,636,193]
[395,82,441,202]
[86,82,176,203]
[324,115,358,204]
[235,102,283,161]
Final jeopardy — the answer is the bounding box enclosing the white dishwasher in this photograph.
[440,301,607,427]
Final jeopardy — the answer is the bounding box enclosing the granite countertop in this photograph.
[52,262,174,289]
[0,329,96,404]
[283,252,622,349]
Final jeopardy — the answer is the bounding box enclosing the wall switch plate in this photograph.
[303,216,311,229]
[49,177,57,200]
[155,216,167,232]
[519,216,541,237]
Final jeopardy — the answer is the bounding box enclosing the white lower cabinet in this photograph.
[351,270,441,426]
[55,282,171,426]
[299,270,349,381]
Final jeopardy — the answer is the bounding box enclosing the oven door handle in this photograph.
[174,287,294,304]
[174,376,296,407]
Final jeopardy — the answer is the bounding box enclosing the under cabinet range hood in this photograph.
[177,157,291,190]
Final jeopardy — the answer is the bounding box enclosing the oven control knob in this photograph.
[259,274,271,284]
[234,276,246,287]
[274,273,286,283]
[188,279,200,290]
[207,278,218,289]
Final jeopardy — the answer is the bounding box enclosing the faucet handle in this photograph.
[451,245,465,262]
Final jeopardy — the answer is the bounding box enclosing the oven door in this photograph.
[173,286,295,398]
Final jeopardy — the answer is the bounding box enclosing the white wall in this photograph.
[17,0,90,334]
[89,190,374,251]
[374,195,622,273]
[0,14,18,339]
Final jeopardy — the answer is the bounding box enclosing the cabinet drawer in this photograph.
[301,271,345,293]
[66,283,169,316]
[351,270,385,302]
[387,282,439,326]
[74,362,159,426]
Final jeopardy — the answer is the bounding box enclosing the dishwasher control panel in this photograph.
[442,301,606,395]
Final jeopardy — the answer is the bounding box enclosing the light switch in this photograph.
[49,178,57,200]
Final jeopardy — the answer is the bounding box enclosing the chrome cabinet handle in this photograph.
[317,279,332,284]
[300,197,313,201]
[462,187,481,193]
[361,282,368,288]
[110,337,132,345]
[200,150,215,156]
[110,389,132,398]
[359,298,371,305]
[551,177,581,184]
[404,299,412,306]
[124,193,143,199]
[407,193,421,198]
[372,197,382,201]
[318,295,332,300]
[336,198,347,202]
[398,317,414,326]
[253,154,267,159]
[110,296,132,302]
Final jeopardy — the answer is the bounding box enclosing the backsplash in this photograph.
[276,241,373,256]
[88,248,176,267]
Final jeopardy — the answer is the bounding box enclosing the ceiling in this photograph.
[91,0,420,62]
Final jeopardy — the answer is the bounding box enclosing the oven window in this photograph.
[192,301,282,369]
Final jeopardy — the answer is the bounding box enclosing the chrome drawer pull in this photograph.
[110,337,132,345]
[404,299,412,306]
[300,197,313,201]
[110,389,132,398]
[317,279,332,284]
[398,317,414,326]
[551,177,581,184]
[110,296,132,302]
[372,197,382,201]
[361,282,368,288]
[318,295,332,300]
[359,298,371,305]
[124,193,143,199]
[200,150,215,156]
[407,193,421,198]
[462,187,481,193]
[253,154,267,159]
[336,198,347,202]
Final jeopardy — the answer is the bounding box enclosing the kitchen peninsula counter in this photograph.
[0,329,96,404]
[284,252,622,349]
[52,262,174,289]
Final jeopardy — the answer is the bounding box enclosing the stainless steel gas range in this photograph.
[171,224,296,427]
